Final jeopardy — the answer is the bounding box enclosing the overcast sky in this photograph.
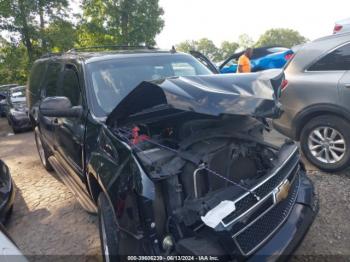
[155,0,350,48]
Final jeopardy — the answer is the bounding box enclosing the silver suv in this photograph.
[273,33,350,172]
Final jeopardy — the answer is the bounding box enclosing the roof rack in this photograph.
[67,45,157,53]
[40,52,63,59]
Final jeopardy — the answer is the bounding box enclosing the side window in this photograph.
[42,63,62,97]
[309,43,350,71]
[29,62,47,96]
[59,66,81,106]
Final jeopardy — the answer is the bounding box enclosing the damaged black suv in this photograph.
[28,47,317,261]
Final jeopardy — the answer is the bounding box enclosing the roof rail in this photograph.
[40,52,63,59]
[67,45,157,53]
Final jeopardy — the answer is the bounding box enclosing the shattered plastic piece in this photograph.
[201,200,236,229]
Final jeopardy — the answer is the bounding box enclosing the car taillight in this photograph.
[284,53,294,60]
[333,24,343,34]
[281,79,289,91]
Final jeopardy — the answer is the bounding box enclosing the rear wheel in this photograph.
[300,115,350,172]
[98,193,119,262]
[34,127,53,171]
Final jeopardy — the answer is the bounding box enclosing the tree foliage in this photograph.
[255,28,308,48]
[0,0,165,84]
[81,0,164,46]
[177,39,239,62]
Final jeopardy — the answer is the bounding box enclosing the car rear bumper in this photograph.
[272,120,296,140]
[248,171,318,262]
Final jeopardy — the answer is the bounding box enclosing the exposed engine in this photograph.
[116,114,284,256]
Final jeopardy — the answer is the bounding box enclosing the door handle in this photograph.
[345,84,350,88]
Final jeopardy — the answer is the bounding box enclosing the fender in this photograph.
[293,103,350,140]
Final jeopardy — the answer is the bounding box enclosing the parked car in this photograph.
[28,47,317,261]
[216,47,294,74]
[333,17,350,34]
[0,223,27,261]
[0,160,15,223]
[6,86,32,133]
[0,84,18,117]
[0,93,7,117]
[273,32,350,172]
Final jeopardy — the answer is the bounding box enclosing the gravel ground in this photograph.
[0,119,101,261]
[0,118,349,261]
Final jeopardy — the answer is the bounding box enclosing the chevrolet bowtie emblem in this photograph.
[276,180,291,203]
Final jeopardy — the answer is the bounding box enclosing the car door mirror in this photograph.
[39,96,82,118]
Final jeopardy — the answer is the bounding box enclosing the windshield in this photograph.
[86,54,213,117]
[10,87,26,103]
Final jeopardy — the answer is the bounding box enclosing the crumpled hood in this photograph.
[106,69,284,126]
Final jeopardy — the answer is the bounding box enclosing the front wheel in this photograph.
[98,193,119,262]
[300,115,350,172]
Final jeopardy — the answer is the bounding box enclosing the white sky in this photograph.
[155,0,350,48]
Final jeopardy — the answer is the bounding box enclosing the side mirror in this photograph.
[39,97,82,118]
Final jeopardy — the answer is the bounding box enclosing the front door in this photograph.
[54,64,85,177]
[38,62,62,149]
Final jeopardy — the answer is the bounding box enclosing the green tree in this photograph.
[35,0,69,51]
[255,28,308,48]
[81,0,164,46]
[0,0,37,62]
[196,38,219,61]
[237,34,254,49]
[0,41,29,84]
[217,41,239,61]
[176,40,197,53]
[45,19,77,52]
[176,38,220,61]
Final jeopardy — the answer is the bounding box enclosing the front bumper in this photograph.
[10,114,32,130]
[248,171,318,262]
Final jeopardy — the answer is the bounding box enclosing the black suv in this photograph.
[28,47,317,261]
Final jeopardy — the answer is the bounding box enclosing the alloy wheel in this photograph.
[308,126,346,164]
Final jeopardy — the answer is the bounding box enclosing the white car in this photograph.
[334,17,350,34]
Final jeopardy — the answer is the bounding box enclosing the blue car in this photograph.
[190,47,294,74]
[219,47,294,73]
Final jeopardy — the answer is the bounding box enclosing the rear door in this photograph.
[308,42,350,108]
[337,43,350,108]
[54,64,85,177]
[38,62,62,148]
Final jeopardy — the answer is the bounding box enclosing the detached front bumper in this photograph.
[248,171,318,262]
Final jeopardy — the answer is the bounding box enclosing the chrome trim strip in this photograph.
[232,166,299,238]
[219,146,299,228]
[233,175,300,256]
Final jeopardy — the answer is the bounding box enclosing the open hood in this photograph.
[106,69,284,126]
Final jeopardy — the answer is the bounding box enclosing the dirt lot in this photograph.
[0,118,349,261]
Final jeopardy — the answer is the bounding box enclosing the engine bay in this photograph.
[113,113,299,255]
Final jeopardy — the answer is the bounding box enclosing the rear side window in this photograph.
[42,63,62,97]
[29,62,47,96]
[308,43,350,71]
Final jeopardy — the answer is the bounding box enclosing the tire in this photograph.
[34,127,53,171]
[12,125,20,134]
[98,193,119,262]
[300,115,350,172]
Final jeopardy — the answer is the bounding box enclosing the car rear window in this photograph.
[308,43,350,71]
[86,54,213,117]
